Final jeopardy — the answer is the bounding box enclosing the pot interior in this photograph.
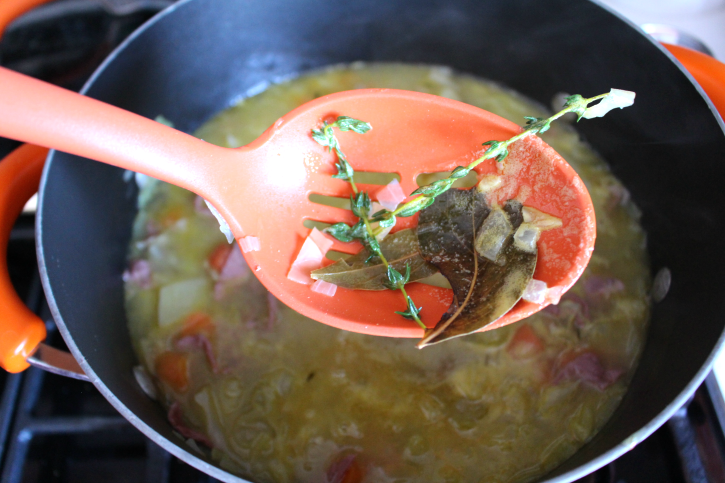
[37,0,725,481]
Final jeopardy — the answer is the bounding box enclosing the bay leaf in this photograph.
[310,229,437,290]
[416,189,536,347]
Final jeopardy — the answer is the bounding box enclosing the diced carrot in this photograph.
[340,461,363,483]
[178,312,214,338]
[208,244,233,273]
[155,351,189,393]
[506,324,545,359]
[160,205,186,228]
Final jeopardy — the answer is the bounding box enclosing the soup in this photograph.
[124,64,650,483]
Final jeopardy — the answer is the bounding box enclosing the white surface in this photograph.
[598,0,725,60]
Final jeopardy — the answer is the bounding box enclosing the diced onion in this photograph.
[376,179,406,211]
[239,236,260,253]
[311,279,337,297]
[287,236,325,285]
[203,199,234,244]
[582,89,635,119]
[133,365,157,400]
[522,279,548,304]
[522,206,562,231]
[474,208,512,262]
[513,223,541,253]
[476,174,502,194]
[309,227,333,254]
[158,278,210,327]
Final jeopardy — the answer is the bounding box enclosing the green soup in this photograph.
[125,64,650,483]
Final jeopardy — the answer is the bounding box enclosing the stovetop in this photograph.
[2,2,725,482]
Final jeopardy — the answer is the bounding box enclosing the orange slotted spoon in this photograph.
[0,67,595,339]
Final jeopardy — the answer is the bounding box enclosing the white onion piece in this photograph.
[309,227,333,254]
[239,236,260,253]
[513,223,541,253]
[311,279,337,297]
[375,223,393,242]
[522,279,548,304]
[476,174,502,194]
[287,236,325,285]
[376,179,406,211]
[582,89,635,119]
[203,199,234,244]
[133,365,157,400]
[522,206,562,231]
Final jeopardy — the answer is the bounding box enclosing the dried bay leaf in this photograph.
[416,189,537,347]
[310,229,437,290]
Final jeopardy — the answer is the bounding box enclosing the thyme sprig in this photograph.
[375,92,611,224]
[311,90,631,328]
[312,117,425,328]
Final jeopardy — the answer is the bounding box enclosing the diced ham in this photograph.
[584,276,624,298]
[168,402,213,448]
[543,293,590,327]
[287,230,330,285]
[311,280,337,297]
[218,246,249,281]
[376,179,406,211]
[213,246,250,301]
[553,352,622,391]
[122,259,152,289]
[239,236,260,253]
[175,334,221,373]
[309,227,334,254]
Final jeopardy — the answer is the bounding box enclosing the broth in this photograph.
[125,64,650,483]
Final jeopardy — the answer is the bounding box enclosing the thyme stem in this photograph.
[313,118,424,328]
[390,93,609,218]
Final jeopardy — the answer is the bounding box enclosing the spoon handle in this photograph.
[0,67,226,199]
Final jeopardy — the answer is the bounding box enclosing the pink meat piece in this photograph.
[309,227,334,254]
[167,402,213,448]
[213,246,251,301]
[218,246,249,281]
[553,352,622,391]
[543,293,590,327]
[584,276,625,298]
[194,195,213,216]
[122,259,152,289]
[327,454,358,483]
[287,236,325,285]
[175,334,220,373]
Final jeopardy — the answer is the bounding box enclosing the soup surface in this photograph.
[125,64,650,483]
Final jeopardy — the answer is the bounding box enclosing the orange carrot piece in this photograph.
[506,324,545,359]
[178,312,214,338]
[155,351,189,393]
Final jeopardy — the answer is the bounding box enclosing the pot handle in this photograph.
[0,0,56,39]
[0,144,48,372]
[664,43,725,118]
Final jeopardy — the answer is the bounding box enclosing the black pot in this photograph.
[21,0,725,481]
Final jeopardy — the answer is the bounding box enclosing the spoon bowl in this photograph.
[0,67,595,336]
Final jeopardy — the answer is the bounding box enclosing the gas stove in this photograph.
[2,2,725,482]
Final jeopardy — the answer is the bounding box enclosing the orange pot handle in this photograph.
[664,43,725,118]
[0,144,48,373]
[0,0,55,40]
